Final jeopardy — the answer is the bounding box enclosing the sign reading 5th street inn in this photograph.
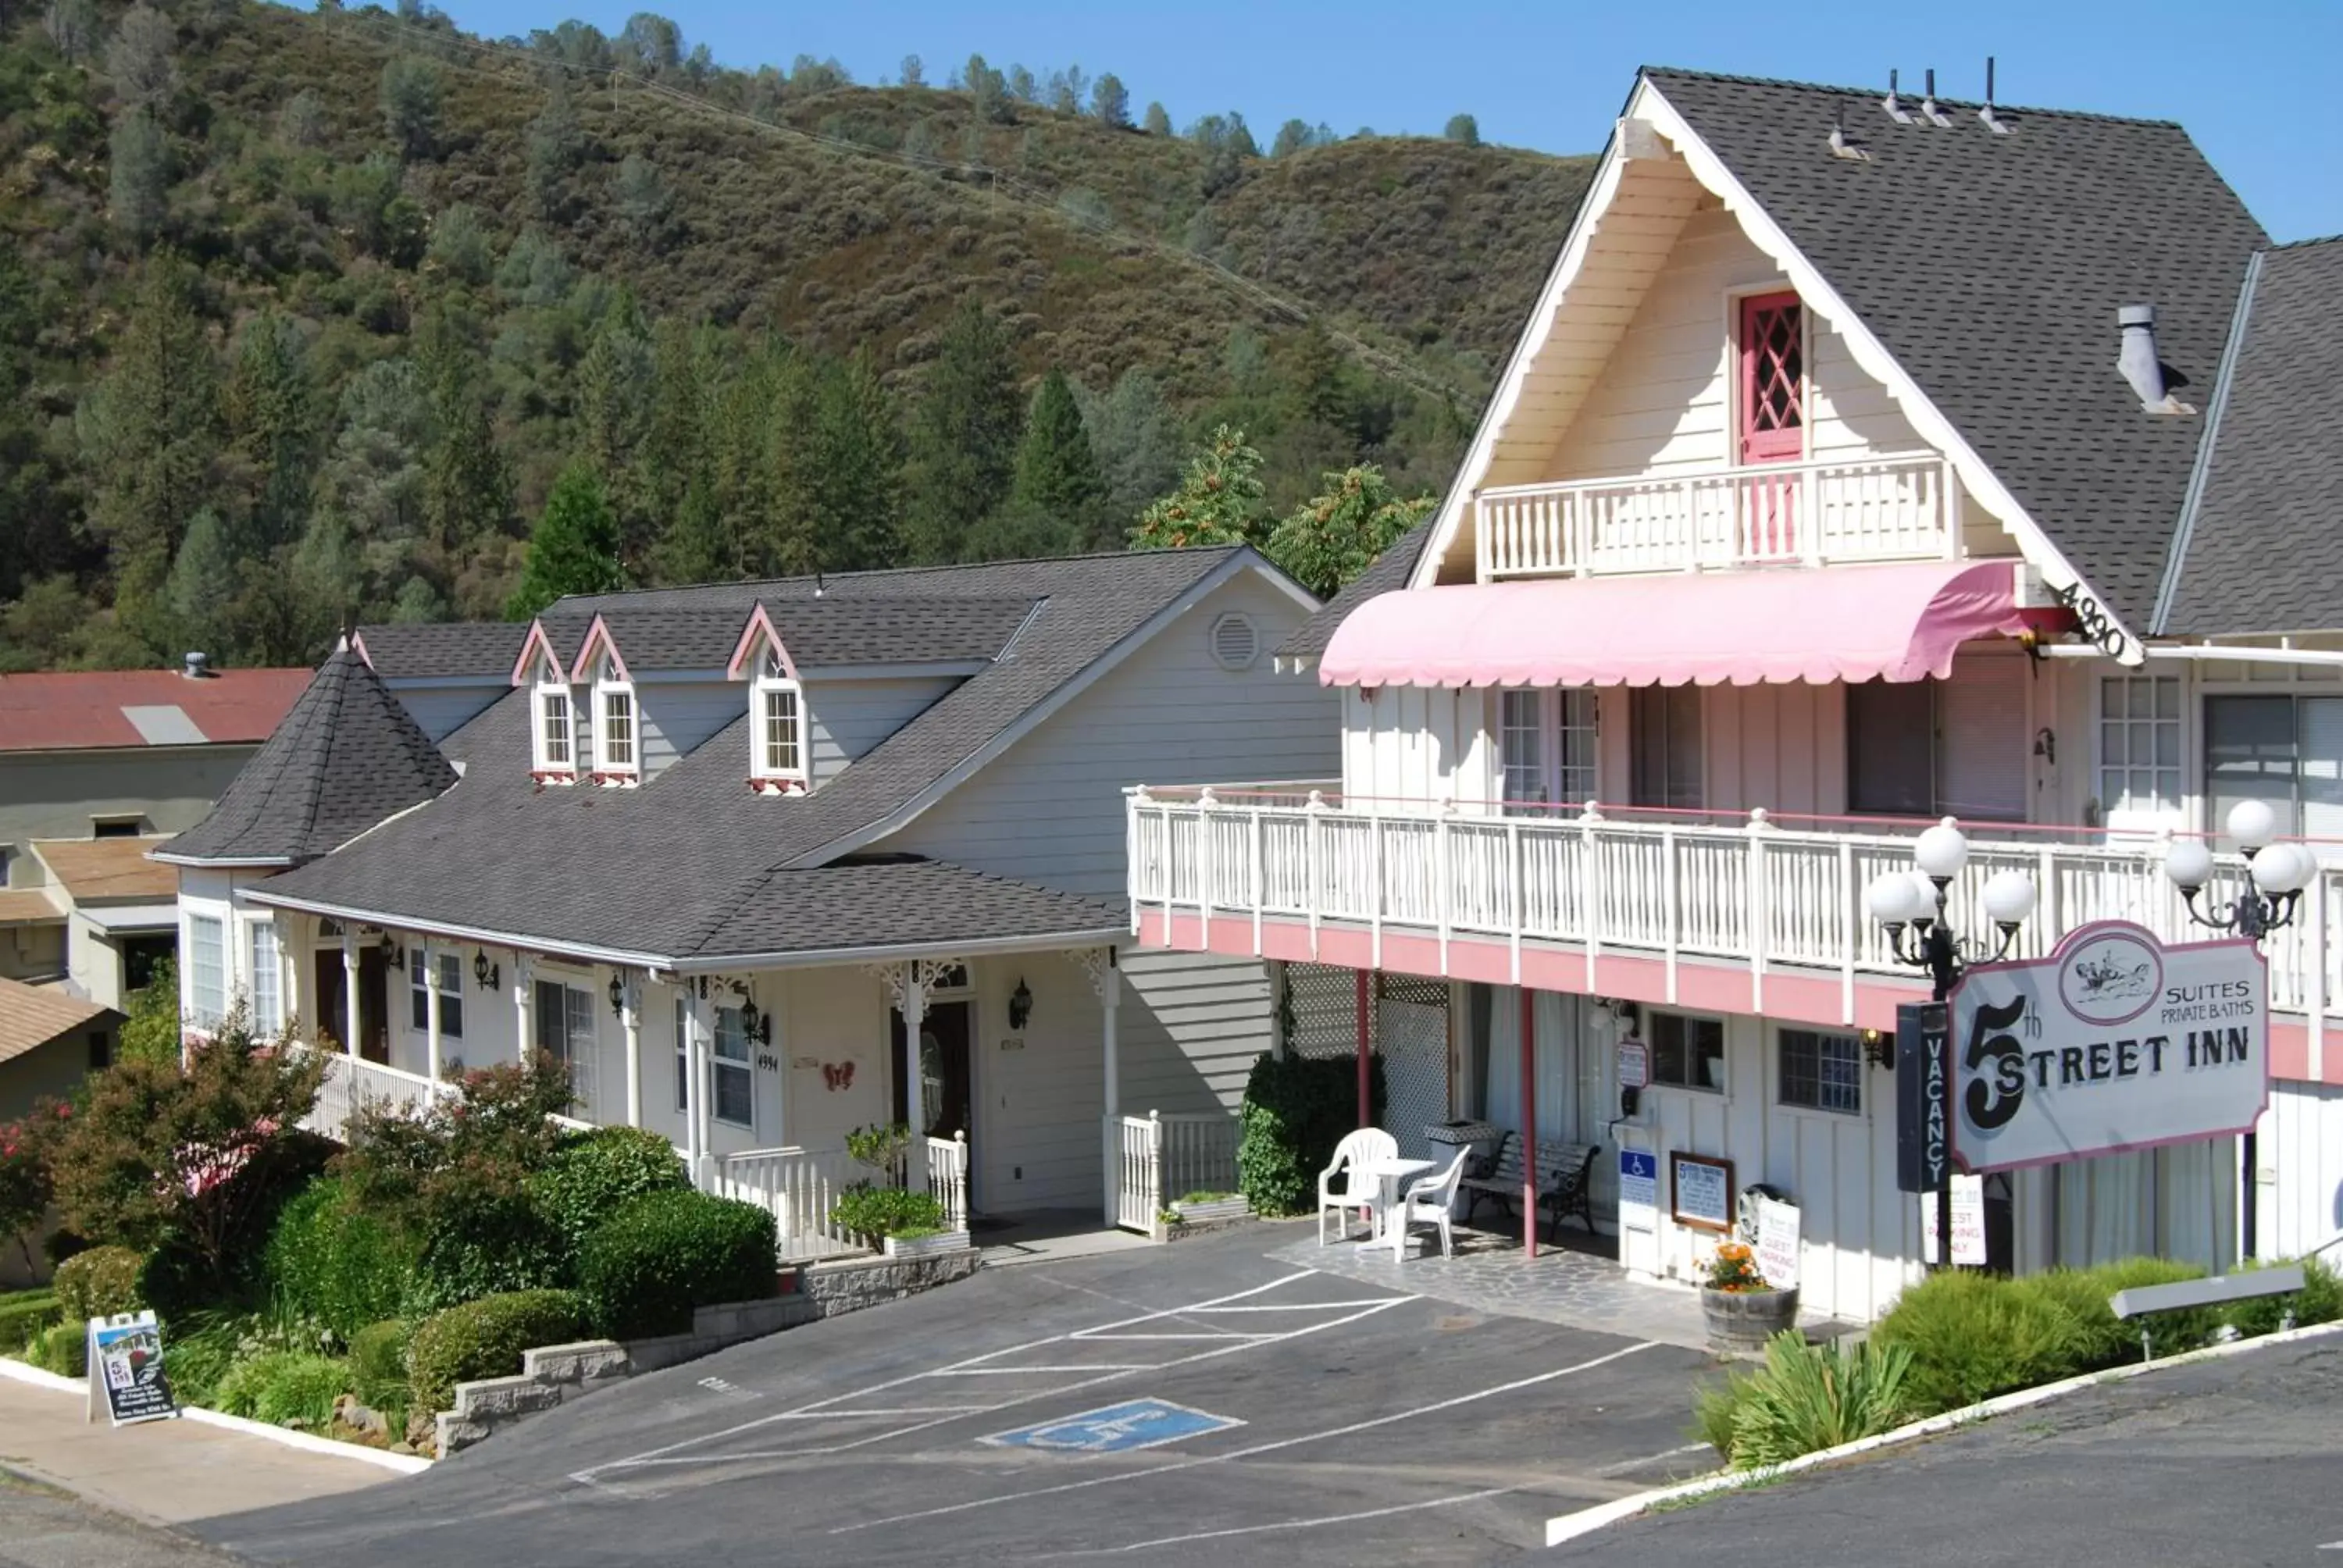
[1950,921,2268,1173]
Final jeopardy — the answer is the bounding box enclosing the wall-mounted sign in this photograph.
[87,1312,175,1427]
[1752,1194,1801,1290]
[1616,1038,1649,1090]
[1618,1147,1658,1233]
[1919,1174,1987,1266]
[1950,921,2267,1174]
[1670,1151,1735,1235]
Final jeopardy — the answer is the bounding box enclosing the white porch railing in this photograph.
[1107,1110,1243,1232]
[1475,452,1958,580]
[297,1047,452,1140]
[711,1145,867,1261]
[1128,789,2343,1029]
[1112,1114,1158,1231]
[926,1131,969,1232]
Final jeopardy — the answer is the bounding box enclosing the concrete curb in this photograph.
[1542,1317,2343,1547]
[0,1355,430,1476]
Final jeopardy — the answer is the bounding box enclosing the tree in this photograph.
[380,55,444,161]
[223,309,315,556]
[1271,118,1312,159]
[47,1008,326,1292]
[1090,73,1129,128]
[806,350,904,573]
[615,152,672,246]
[276,87,327,148]
[654,475,731,586]
[898,53,925,88]
[964,53,1010,125]
[108,109,169,250]
[0,1101,71,1275]
[1131,426,1268,550]
[45,0,98,64]
[507,461,622,618]
[1443,112,1482,146]
[416,311,514,558]
[1261,465,1433,597]
[1006,64,1036,103]
[318,357,430,576]
[618,11,681,75]
[1046,65,1086,115]
[105,3,177,110]
[1009,369,1104,543]
[902,301,1023,564]
[575,292,654,558]
[426,201,494,285]
[1142,101,1171,137]
[526,83,586,220]
[1076,368,1181,538]
[167,508,234,650]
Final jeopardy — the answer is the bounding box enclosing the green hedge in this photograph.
[348,1319,414,1409]
[33,1320,87,1377]
[1234,1050,1385,1216]
[212,1351,348,1428]
[577,1190,776,1341]
[2224,1255,2342,1338]
[533,1127,691,1253]
[829,1185,945,1245]
[407,1289,587,1414]
[1871,1268,2083,1413]
[52,1246,144,1323]
[264,1179,419,1341]
[0,1288,62,1353]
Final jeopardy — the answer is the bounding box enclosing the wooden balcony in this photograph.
[1125,787,2343,1047]
[1475,451,1960,581]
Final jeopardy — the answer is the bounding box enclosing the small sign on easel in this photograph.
[86,1312,177,1427]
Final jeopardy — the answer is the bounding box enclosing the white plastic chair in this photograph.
[1388,1148,1470,1260]
[1317,1127,1399,1245]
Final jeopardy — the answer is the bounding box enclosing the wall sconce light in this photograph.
[1008,977,1032,1032]
[1861,1028,1894,1069]
[473,948,500,991]
[2032,728,2057,765]
[608,971,626,1019]
[383,937,405,969]
[740,992,771,1047]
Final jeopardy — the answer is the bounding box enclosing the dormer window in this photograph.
[752,671,808,791]
[596,679,638,782]
[532,680,576,782]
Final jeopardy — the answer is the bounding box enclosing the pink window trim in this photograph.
[1739,291,1805,466]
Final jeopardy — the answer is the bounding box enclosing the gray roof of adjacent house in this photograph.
[1642,68,2270,631]
[353,622,529,682]
[2154,237,2343,637]
[159,648,458,866]
[1278,523,1433,661]
[246,549,1268,961]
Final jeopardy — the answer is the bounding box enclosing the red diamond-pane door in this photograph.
[1739,294,1803,557]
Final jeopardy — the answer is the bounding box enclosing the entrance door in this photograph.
[356,947,390,1064]
[312,950,348,1052]
[1738,292,1805,558]
[892,1000,972,1148]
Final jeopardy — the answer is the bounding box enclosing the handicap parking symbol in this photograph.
[980,1398,1243,1455]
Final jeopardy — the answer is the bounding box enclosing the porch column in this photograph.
[1097,948,1122,1224]
[1521,985,1538,1260]
[902,963,929,1193]
[682,983,707,1182]
[513,953,534,1066]
[622,972,643,1128]
[340,932,359,1058]
[1354,969,1372,1127]
[423,940,444,1081]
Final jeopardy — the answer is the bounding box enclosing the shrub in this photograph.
[2224,1255,2343,1338]
[348,1318,414,1409]
[1874,1270,2079,1414]
[212,1351,348,1427]
[264,1178,418,1339]
[577,1190,776,1341]
[829,1185,945,1245]
[1706,1332,1915,1470]
[1234,1051,1385,1216]
[532,1127,690,1254]
[0,1101,71,1274]
[53,1245,144,1323]
[2018,1259,2216,1368]
[34,1320,87,1378]
[0,1288,61,1352]
[407,1288,587,1414]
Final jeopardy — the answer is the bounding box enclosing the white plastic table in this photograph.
[1353,1155,1433,1242]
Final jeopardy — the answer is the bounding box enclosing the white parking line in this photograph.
[932,1365,1164,1376]
[1040,1487,1521,1556]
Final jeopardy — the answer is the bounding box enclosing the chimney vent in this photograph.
[1979,56,2010,134]
[182,650,211,679]
[2117,305,2188,413]
[1883,69,1911,124]
[1920,69,1952,127]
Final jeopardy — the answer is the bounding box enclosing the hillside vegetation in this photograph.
[0,0,1592,669]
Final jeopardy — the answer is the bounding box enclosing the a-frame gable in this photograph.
[724,603,801,682]
[508,619,569,686]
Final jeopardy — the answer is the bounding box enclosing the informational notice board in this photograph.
[1616,1038,1649,1091]
[1752,1195,1802,1290]
[1670,1152,1735,1235]
[87,1311,177,1427]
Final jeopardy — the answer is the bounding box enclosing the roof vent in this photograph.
[2118,305,2191,414]
[1828,103,1870,162]
[1919,69,1952,127]
[1882,69,1911,124]
[1210,612,1259,672]
[182,650,212,679]
[1977,56,2011,135]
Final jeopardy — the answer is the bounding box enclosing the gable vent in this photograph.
[1210,612,1259,672]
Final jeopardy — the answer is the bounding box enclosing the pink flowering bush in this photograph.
[0,1101,70,1272]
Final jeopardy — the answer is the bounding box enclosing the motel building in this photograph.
[1126,67,2343,1321]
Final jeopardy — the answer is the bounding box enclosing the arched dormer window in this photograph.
[751,654,807,792]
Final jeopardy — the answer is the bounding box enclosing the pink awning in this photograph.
[1319,559,2023,688]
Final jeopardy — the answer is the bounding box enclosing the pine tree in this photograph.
[105,3,177,110]
[644,319,715,525]
[902,301,1022,565]
[224,310,315,556]
[380,55,443,161]
[654,474,732,586]
[1142,102,1171,137]
[507,461,622,618]
[1008,369,1104,545]
[1090,73,1129,128]
[108,109,169,251]
[1077,368,1182,540]
[166,508,234,652]
[416,309,514,558]
[615,153,672,247]
[807,349,904,573]
[526,83,586,221]
[575,291,654,558]
[1443,112,1481,147]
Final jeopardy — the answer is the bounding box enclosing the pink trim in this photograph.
[1318,559,2024,690]
[571,615,631,685]
[724,604,800,682]
[349,631,375,670]
[1739,292,1804,465]
[509,621,566,687]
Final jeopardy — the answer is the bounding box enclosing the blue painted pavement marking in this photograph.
[979,1398,1243,1455]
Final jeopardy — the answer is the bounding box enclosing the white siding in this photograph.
[780,968,891,1153]
[2264,1078,2343,1260]
[638,679,747,778]
[972,952,1107,1212]
[387,683,505,743]
[1341,686,1492,813]
[1115,948,1270,1115]
[808,676,958,786]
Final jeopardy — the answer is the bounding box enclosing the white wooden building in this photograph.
[1129,68,2343,1320]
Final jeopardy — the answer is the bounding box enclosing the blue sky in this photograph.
[432,0,2340,242]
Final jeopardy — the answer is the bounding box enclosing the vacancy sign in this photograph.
[1950,921,2267,1174]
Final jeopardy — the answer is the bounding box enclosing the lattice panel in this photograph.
[1377,998,1452,1164]
[1282,962,1368,1060]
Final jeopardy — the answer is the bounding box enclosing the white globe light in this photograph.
[1981,869,2038,926]
[1913,818,1970,880]
[2227,798,2278,851]
[2163,838,2215,893]
[2252,842,2316,896]
[1866,871,1921,926]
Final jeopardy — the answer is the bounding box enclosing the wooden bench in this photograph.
[1457,1132,1599,1241]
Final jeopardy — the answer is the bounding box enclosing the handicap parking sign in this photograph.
[981,1399,1243,1455]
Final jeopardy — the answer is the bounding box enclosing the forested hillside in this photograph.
[0,0,1594,670]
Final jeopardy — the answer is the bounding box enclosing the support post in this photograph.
[622,973,643,1128]
[681,983,705,1183]
[1100,950,1122,1224]
[513,954,534,1068]
[340,932,359,1058]
[903,964,929,1194]
[1354,968,1372,1128]
[1521,985,1539,1260]
[423,941,443,1082]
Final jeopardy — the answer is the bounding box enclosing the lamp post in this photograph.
[2163,799,2315,1260]
[1865,818,2038,1270]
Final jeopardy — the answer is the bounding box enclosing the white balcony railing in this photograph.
[712,1145,868,1261]
[1475,452,1959,581]
[1127,788,2343,1029]
[297,1047,454,1140]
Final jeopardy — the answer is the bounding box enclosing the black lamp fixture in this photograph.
[738,988,771,1047]
[473,947,500,991]
[2163,800,2315,941]
[1860,1028,1894,1070]
[1864,819,2038,1002]
[1008,976,1032,1032]
[608,971,626,1019]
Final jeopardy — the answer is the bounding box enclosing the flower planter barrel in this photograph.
[1702,1286,1799,1352]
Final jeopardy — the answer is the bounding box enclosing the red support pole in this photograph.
[1355,969,1373,1128]
[1521,986,1539,1260]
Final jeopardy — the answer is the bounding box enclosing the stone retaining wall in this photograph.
[800,1248,981,1317]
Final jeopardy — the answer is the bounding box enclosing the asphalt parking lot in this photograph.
[193,1226,1719,1566]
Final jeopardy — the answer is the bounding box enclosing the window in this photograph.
[188,914,225,1028]
[1500,690,1597,815]
[1778,1028,1862,1114]
[753,678,806,782]
[2206,693,2343,843]
[672,995,753,1128]
[123,933,175,993]
[88,1032,112,1071]
[1500,690,1546,812]
[2100,675,2183,825]
[534,979,597,1112]
[0,844,12,886]
[1646,1010,1724,1092]
[247,921,282,1036]
[1849,656,2028,822]
[1739,293,1805,465]
[409,949,464,1039]
[534,682,574,773]
[91,816,144,839]
[1629,686,1703,810]
[597,682,637,775]
[1849,679,1937,815]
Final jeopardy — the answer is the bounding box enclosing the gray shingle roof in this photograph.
[579,609,755,674]
[758,597,1036,668]
[162,648,458,865]
[354,622,527,682]
[248,549,1255,959]
[1643,67,2269,630]
[698,859,1124,957]
[1277,523,1432,661]
[2156,238,2343,636]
